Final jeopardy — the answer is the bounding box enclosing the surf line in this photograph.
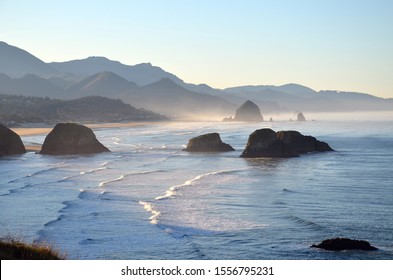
[155,169,240,201]
[99,175,125,187]
[139,201,161,224]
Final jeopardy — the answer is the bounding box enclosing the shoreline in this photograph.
[11,121,168,152]
[10,121,165,137]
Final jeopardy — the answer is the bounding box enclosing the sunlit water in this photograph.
[1,117,393,259]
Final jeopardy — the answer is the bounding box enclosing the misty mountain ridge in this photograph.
[122,78,236,118]
[0,41,392,117]
[0,41,58,78]
[49,56,184,87]
[65,71,138,99]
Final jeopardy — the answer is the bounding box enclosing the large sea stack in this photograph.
[183,133,235,152]
[0,124,26,156]
[234,100,263,122]
[40,123,110,155]
[240,128,333,158]
[297,112,306,121]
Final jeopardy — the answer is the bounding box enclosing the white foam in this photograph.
[139,201,161,224]
[99,175,125,187]
[155,170,242,200]
[80,167,107,175]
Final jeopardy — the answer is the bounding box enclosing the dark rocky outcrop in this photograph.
[240,129,295,158]
[183,133,235,152]
[39,123,110,155]
[0,124,26,156]
[240,128,333,158]
[297,112,306,121]
[233,100,263,122]
[311,238,378,251]
[277,130,333,154]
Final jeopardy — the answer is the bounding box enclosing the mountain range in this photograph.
[0,41,392,119]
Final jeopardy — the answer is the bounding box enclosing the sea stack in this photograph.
[183,133,235,152]
[40,123,110,155]
[240,128,333,158]
[0,124,26,156]
[297,112,306,121]
[234,100,264,122]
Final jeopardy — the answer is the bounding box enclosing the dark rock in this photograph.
[297,112,306,121]
[277,130,333,154]
[240,129,296,158]
[39,123,110,155]
[315,140,334,152]
[241,128,333,158]
[0,124,26,156]
[183,133,235,152]
[234,100,263,122]
[311,238,378,251]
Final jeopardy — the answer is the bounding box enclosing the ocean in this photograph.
[1,114,393,260]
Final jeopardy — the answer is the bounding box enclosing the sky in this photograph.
[1,0,392,98]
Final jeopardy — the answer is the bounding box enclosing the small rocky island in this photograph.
[0,124,26,156]
[240,128,333,158]
[183,133,235,152]
[223,100,263,122]
[311,238,378,251]
[297,112,306,121]
[39,123,110,155]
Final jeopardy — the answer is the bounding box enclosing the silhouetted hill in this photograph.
[223,84,393,112]
[0,41,58,78]
[49,57,183,86]
[276,83,317,98]
[123,78,236,118]
[0,73,64,98]
[0,94,166,126]
[66,71,137,99]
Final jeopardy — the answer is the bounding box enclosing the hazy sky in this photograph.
[1,0,392,98]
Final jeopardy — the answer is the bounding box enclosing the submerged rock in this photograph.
[183,133,235,152]
[0,124,26,156]
[240,128,333,158]
[234,100,263,122]
[40,123,110,155]
[311,238,378,251]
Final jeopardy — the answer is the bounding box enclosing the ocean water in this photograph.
[1,116,393,260]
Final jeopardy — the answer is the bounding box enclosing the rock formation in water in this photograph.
[39,123,110,155]
[222,116,234,122]
[183,133,235,152]
[233,100,263,122]
[0,124,26,156]
[311,238,378,251]
[277,130,333,154]
[297,112,306,121]
[240,128,333,158]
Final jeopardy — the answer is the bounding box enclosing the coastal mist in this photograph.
[1,116,393,259]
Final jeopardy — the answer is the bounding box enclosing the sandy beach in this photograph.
[10,121,164,152]
[10,121,160,137]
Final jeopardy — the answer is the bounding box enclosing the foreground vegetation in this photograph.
[0,238,64,260]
